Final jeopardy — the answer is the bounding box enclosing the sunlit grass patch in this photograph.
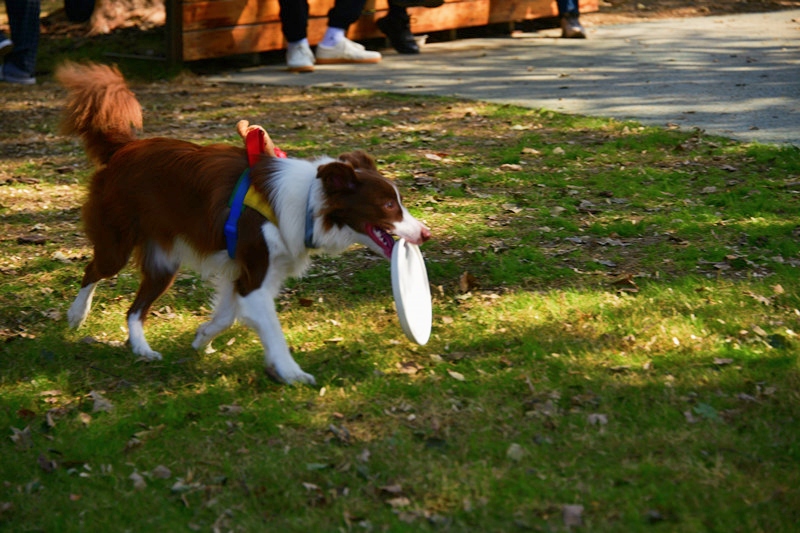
[1,77,799,532]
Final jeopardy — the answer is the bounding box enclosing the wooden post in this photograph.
[165,0,183,66]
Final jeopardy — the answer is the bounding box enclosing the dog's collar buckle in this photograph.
[304,185,316,250]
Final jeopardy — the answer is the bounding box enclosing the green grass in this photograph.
[1,63,800,532]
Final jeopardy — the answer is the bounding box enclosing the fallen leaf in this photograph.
[563,504,584,527]
[713,358,734,366]
[379,484,403,495]
[357,449,371,463]
[89,391,114,413]
[447,370,465,382]
[38,454,57,473]
[397,361,422,375]
[693,403,720,421]
[219,404,243,415]
[78,412,92,426]
[386,497,411,508]
[746,291,772,305]
[17,235,48,245]
[458,271,478,293]
[171,479,203,493]
[151,465,172,479]
[611,275,639,293]
[124,437,143,452]
[129,472,147,491]
[10,426,33,450]
[553,147,566,155]
[16,408,36,421]
[501,203,523,214]
[587,413,608,426]
[500,164,522,172]
[506,443,525,461]
[134,424,165,441]
[328,424,351,444]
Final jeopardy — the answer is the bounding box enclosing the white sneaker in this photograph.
[286,41,315,72]
[315,38,381,65]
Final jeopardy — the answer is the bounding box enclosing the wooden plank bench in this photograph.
[167,0,598,62]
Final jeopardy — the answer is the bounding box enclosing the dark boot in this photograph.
[377,14,420,54]
[561,16,586,39]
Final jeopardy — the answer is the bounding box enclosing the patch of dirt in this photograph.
[585,0,800,26]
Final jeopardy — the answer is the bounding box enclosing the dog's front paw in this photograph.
[67,305,88,329]
[191,334,216,354]
[266,364,316,386]
[68,285,96,329]
[131,345,163,361]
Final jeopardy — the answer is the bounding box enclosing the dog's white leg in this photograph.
[192,280,237,354]
[127,311,162,360]
[68,283,97,328]
[237,289,315,385]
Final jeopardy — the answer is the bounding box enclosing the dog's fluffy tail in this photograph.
[55,61,142,166]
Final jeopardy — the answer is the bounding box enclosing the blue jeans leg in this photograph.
[4,0,40,75]
[556,0,580,17]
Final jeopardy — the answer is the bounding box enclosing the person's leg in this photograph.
[278,0,309,43]
[557,0,586,38]
[0,30,12,57]
[278,0,315,72]
[378,1,419,54]
[3,0,40,82]
[326,0,368,31]
[316,0,381,64]
[556,0,579,18]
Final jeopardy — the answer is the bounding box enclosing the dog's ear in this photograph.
[338,150,378,171]
[318,161,359,193]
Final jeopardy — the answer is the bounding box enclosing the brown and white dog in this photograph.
[56,62,430,385]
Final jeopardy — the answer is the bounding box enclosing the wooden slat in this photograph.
[182,0,484,32]
[488,0,556,23]
[183,0,280,31]
[180,0,598,61]
[183,21,283,60]
[405,0,490,34]
[489,0,599,23]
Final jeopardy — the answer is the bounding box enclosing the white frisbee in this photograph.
[391,238,432,345]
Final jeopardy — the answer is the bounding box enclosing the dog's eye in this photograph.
[384,201,395,210]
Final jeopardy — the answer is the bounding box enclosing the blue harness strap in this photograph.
[224,169,251,259]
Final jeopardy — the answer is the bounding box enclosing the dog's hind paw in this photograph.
[266,365,316,386]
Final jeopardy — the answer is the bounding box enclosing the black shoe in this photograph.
[377,16,420,54]
[0,31,12,58]
[561,16,586,39]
